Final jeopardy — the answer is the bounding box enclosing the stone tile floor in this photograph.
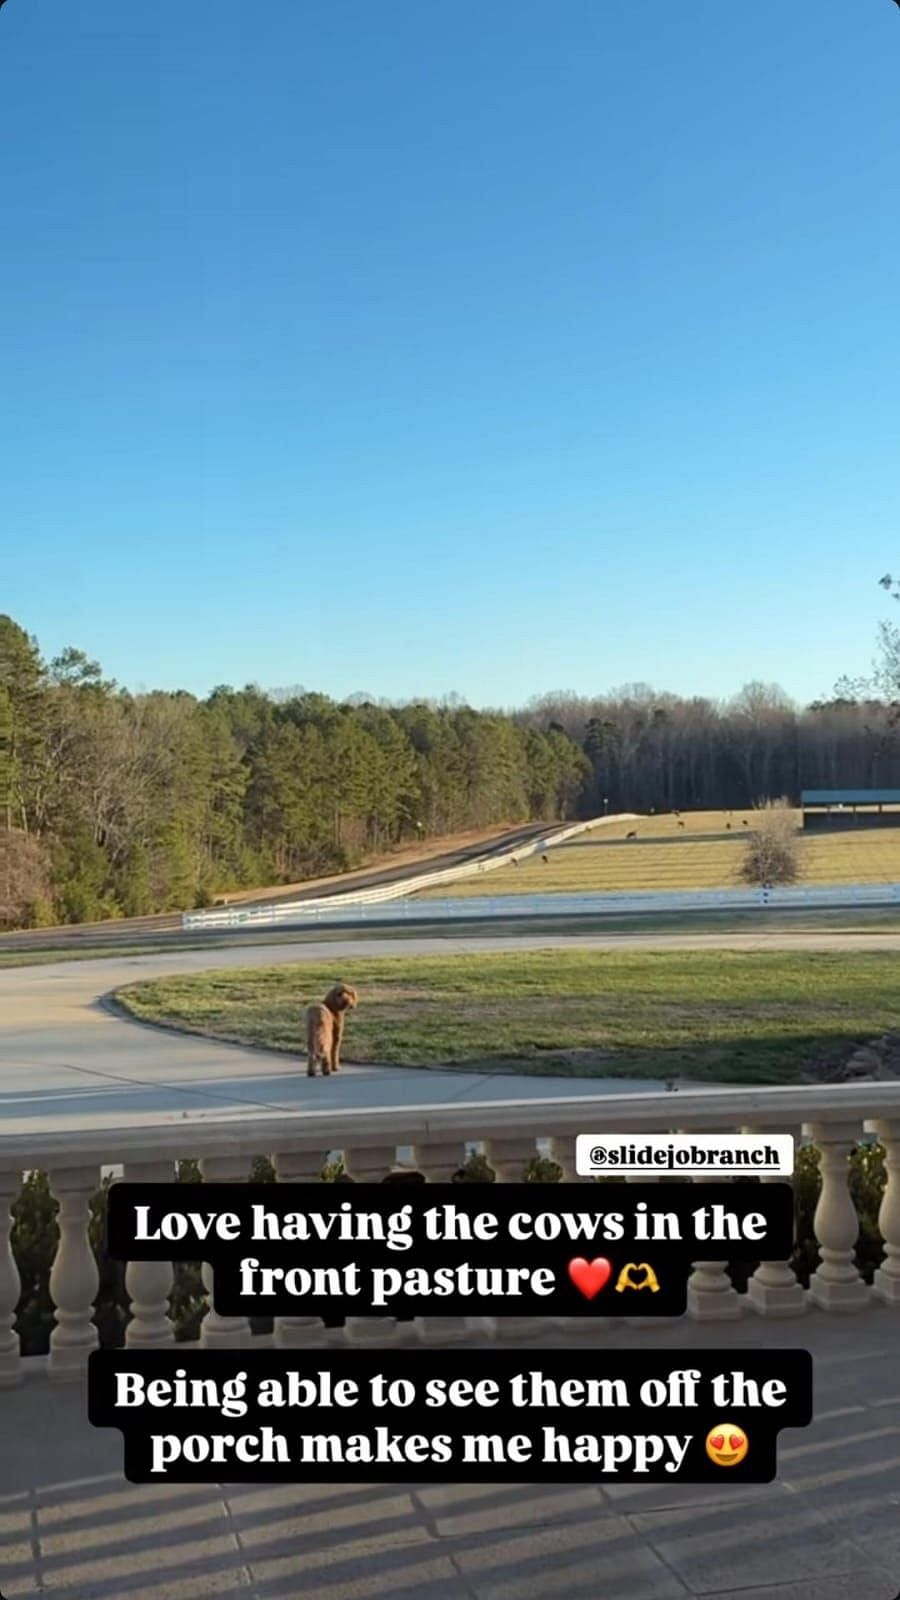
[2,1312,900,1599]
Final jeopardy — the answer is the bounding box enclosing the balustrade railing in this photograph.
[2,1083,899,1385]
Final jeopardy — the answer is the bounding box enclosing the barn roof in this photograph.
[801,789,900,805]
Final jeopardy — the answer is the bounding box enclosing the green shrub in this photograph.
[21,897,58,929]
[11,1172,58,1356]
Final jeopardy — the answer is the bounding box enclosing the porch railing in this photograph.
[2,1081,899,1385]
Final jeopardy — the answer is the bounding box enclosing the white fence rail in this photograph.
[182,813,639,931]
[185,879,900,931]
[398,881,900,920]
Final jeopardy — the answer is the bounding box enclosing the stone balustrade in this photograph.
[2,1081,899,1385]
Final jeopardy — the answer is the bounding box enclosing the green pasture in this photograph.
[114,948,900,1085]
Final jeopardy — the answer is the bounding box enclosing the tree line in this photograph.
[3,611,900,930]
[0,616,588,928]
[521,675,900,816]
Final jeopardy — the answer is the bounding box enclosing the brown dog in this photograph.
[305,983,358,1077]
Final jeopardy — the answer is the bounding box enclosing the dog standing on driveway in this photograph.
[305,983,358,1077]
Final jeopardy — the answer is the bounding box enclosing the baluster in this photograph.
[199,1157,251,1348]
[623,1176,680,1327]
[0,1170,22,1387]
[804,1122,871,1312]
[482,1137,540,1184]
[272,1148,329,1348]
[482,1136,550,1341]
[123,1162,176,1347]
[869,1119,900,1305]
[48,1166,100,1380]
[743,1128,806,1319]
[548,1136,617,1337]
[411,1140,491,1344]
[547,1136,580,1184]
[686,1172,742,1322]
[342,1146,404,1345]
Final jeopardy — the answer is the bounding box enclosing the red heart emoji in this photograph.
[568,1257,612,1299]
[729,1434,744,1452]
[711,1434,725,1450]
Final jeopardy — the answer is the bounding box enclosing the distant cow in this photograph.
[626,830,638,840]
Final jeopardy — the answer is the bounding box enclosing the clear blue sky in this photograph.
[2,0,898,708]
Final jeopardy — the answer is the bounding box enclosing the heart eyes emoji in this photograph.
[705,1423,749,1467]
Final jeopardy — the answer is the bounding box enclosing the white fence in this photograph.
[398,881,900,920]
[182,813,639,931]
[184,878,900,932]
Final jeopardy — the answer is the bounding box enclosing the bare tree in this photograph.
[740,798,801,887]
[0,829,53,928]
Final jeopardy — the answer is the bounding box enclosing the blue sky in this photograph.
[1,0,898,708]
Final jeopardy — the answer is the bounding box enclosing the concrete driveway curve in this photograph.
[3,927,900,1138]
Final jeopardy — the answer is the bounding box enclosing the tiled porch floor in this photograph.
[2,1313,899,1600]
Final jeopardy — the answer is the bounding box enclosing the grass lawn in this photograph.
[113,948,900,1085]
[416,809,900,897]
